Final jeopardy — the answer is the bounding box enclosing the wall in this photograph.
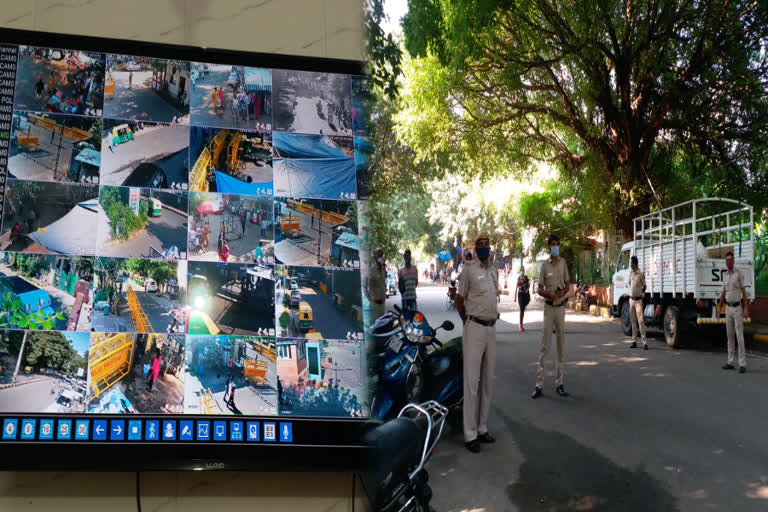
[0,1,366,510]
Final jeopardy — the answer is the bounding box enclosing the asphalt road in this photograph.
[97,204,188,258]
[104,70,186,123]
[135,290,180,333]
[207,281,275,335]
[290,284,357,340]
[8,119,74,182]
[0,378,84,413]
[402,286,768,512]
[100,124,189,188]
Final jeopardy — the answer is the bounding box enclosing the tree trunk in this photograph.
[12,331,28,383]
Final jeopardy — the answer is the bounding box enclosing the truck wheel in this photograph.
[664,305,683,348]
[620,301,632,336]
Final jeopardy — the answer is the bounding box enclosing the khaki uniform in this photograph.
[367,264,387,322]
[722,269,746,368]
[629,268,647,345]
[537,257,569,388]
[458,260,498,442]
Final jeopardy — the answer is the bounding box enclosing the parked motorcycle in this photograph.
[370,305,463,423]
[363,400,448,512]
[576,279,591,305]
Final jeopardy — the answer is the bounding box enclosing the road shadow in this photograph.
[145,215,188,250]
[496,408,679,512]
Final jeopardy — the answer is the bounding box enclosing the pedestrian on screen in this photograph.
[532,234,571,399]
[398,249,418,311]
[456,232,499,453]
[128,71,132,90]
[514,267,530,331]
[211,87,218,110]
[628,256,648,350]
[718,251,749,373]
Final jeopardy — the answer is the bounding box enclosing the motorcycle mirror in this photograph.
[441,320,455,331]
[393,304,402,313]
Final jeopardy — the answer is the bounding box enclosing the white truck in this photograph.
[611,199,755,347]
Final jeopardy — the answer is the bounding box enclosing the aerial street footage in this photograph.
[86,332,185,414]
[90,257,187,334]
[190,64,272,131]
[272,132,356,200]
[277,338,367,418]
[96,186,188,260]
[100,119,189,190]
[9,112,102,184]
[0,329,89,413]
[14,46,105,116]
[272,69,352,136]
[274,197,359,268]
[184,335,277,416]
[188,192,274,263]
[0,252,94,332]
[0,181,99,256]
[103,55,190,124]
[187,262,275,336]
[188,126,273,195]
[275,266,363,341]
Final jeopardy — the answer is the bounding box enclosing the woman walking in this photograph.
[514,267,531,331]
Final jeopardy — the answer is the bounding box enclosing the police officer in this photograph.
[717,251,749,373]
[629,256,648,350]
[456,232,499,453]
[367,247,387,322]
[532,234,571,399]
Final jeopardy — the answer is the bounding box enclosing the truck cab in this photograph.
[611,199,755,348]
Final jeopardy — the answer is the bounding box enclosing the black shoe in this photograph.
[465,439,480,453]
[630,342,637,348]
[531,387,542,399]
[722,364,735,370]
[477,433,495,444]
[643,344,648,350]
[739,366,746,374]
[556,385,569,397]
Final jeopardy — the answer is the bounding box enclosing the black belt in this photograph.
[469,316,496,327]
[727,301,742,308]
[631,296,642,301]
[545,301,566,307]
[374,300,384,304]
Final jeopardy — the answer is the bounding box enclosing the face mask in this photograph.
[404,255,411,265]
[376,257,384,265]
[476,247,490,261]
[726,260,734,271]
[550,246,560,257]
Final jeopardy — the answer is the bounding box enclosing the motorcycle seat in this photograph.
[426,338,461,376]
[364,416,427,486]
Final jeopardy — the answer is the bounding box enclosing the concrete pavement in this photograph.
[104,71,188,123]
[402,285,768,512]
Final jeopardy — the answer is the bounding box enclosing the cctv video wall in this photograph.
[0,41,374,431]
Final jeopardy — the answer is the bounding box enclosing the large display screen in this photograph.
[0,28,370,471]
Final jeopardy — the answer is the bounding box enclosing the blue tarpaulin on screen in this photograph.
[436,250,452,261]
[274,158,356,200]
[214,171,272,196]
[244,68,272,92]
[354,137,372,173]
[272,132,349,159]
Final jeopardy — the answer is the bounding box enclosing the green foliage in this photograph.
[22,331,79,370]
[0,292,65,331]
[279,311,291,330]
[100,187,148,240]
[364,0,403,99]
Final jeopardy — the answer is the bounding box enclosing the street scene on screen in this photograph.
[272,69,352,136]
[0,330,89,413]
[184,335,277,416]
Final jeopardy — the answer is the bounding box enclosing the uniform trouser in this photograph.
[537,304,566,388]
[629,298,647,344]
[463,319,496,442]
[726,305,747,368]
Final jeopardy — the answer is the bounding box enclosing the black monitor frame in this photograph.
[0,27,368,472]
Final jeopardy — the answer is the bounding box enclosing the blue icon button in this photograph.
[93,420,107,440]
[180,421,193,441]
[110,420,125,441]
[146,420,159,441]
[213,421,227,441]
[197,421,210,441]
[279,422,293,443]
[128,420,142,440]
[162,420,176,440]
[230,421,243,441]
[75,420,89,440]
[39,419,55,440]
[263,422,276,442]
[246,421,259,442]
[20,419,35,440]
[2,419,18,440]
[57,419,72,440]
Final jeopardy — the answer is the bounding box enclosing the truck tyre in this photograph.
[621,301,633,336]
[664,305,683,348]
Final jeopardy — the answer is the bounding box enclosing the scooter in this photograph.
[370,305,463,423]
[363,400,447,512]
